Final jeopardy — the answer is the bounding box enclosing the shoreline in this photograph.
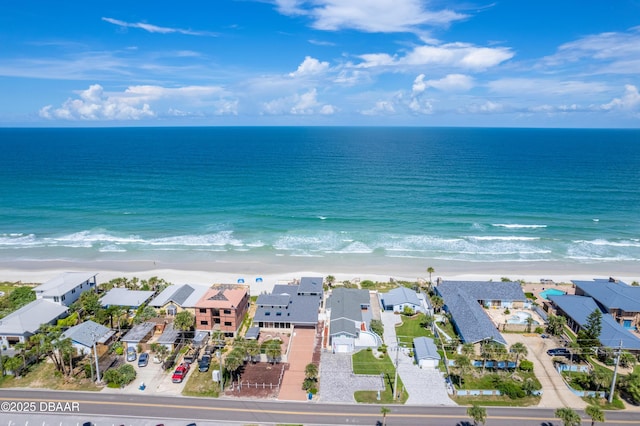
[1,258,637,291]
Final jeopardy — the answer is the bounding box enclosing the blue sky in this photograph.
[1,0,639,127]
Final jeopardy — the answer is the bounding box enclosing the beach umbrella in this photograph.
[237,278,245,284]
[256,277,263,283]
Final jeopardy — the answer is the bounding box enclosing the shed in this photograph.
[413,337,441,369]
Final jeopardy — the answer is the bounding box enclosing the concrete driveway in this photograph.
[502,333,586,409]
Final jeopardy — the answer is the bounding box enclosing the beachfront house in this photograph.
[33,272,97,307]
[148,283,210,316]
[100,288,155,309]
[253,277,324,330]
[325,287,382,353]
[61,320,114,356]
[413,336,441,369]
[572,278,640,332]
[0,299,68,347]
[379,286,427,313]
[548,294,640,353]
[435,281,528,349]
[194,284,250,337]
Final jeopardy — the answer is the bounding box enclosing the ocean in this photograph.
[0,127,639,276]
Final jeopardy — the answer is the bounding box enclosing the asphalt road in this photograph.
[0,389,639,425]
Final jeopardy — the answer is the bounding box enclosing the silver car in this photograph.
[126,347,137,362]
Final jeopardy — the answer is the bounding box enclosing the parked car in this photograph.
[183,347,200,365]
[547,348,570,356]
[172,363,190,383]
[198,354,211,372]
[126,347,137,362]
[138,352,149,367]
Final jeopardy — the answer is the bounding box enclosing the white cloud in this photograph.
[465,101,503,114]
[274,0,467,33]
[289,56,330,77]
[39,83,232,121]
[361,100,396,115]
[356,43,513,71]
[412,73,474,93]
[102,17,216,36]
[408,97,433,115]
[262,88,335,115]
[488,78,610,96]
[601,85,640,111]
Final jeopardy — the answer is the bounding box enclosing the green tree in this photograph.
[467,404,487,426]
[509,342,528,365]
[173,310,194,333]
[620,351,636,369]
[430,295,444,313]
[454,355,473,385]
[245,339,261,363]
[325,275,335,287]
[304,363,318,380]
[585,404,605,426]
[621,371,640,404]
[0,286,36,317]
[264,339,282,364]
[546,314,567,336]
[224,347,244,383]
[525,315,534,333]
[370,319,384,337]
[4,356,22,377]
[461,343,475,359]
[578,309,602,353]
[554,407,581,426]
[426,266,435,291]
[591,369,609,392]
[72,290,102,321]
[40,324,74,376]
[380,406,391,426]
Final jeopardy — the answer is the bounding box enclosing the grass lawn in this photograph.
[454,395,540,407]
[0,361,100,391]
[395,313,432,346]
[182,362,221,397]
[584,395,625,410]
[352,350,407,404]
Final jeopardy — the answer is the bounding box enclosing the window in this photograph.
[61,295,66,301]
[223,309,231,315]
[71,289,76,294]
[224,321,232,327]
[200,320,208,326]
[53,296,59,302]
[265,312,270,316]
[167,305,177,316]
[214,318,220,324]
[276,312,282,316]
[199,308,207,313]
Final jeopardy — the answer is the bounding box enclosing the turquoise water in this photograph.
[0,127,638,266]
[540,288,567,299]
[507,311,540,325]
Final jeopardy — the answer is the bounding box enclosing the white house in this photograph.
[33,272,97,307]
[413,337,441,369]
[61,320,114,356]
[0,299,68,347]
[379,287,426,313]
[325,288,382,353]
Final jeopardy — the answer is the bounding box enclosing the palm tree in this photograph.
[480,340,497,373]
[264,339,282,364]
[426,267,435,292]
[430,295,444,313]
[305,363,318,380]
[467,404,487,426]
[525,316,534,333]
[380,406,390,426]
[591,369,609,392]
[13,342,27,370]
[555,407,581,426]
[224,347,244,384]
[509,342,528,365]
[461,343,475,359]
[455,355,473,385]
[245,339,261,363]
[585,405,605,426]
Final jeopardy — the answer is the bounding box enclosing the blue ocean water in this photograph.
[0,127,639,265]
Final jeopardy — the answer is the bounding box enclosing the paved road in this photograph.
[1,389,640,425]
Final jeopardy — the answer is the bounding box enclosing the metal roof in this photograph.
[572,279,640,313]
[0,299,68,335]
[148,284,209,308]
[156,323,180,344]
[62,320,112,347]
[549,295,640,350]
[413,337,441,361]
[101,288,155,307]
[245,326,260,340]
[33,272,97,297]
[380,287,421,308]
[121,322,155,343]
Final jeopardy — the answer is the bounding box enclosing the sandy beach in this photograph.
[1,257,637,292]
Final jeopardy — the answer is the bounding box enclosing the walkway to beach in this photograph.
[381,311,455,406]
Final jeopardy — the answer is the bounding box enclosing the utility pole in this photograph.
[608,340,623,404]
[393,340,400,401]
[92,332,101,383]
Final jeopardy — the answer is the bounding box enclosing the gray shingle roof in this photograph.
[253,284,320,325]
[148,284,211,308]
[549,295,640,350]
[572,279,640,313]
[101,288,155,307]
[380,287,421,308]
[257,294,290,308]
[326,288,370,322]
[0,299,68,335]
[33,272,97,297]
[436,281,513,345]
[330,317,358,337]
[298,277,323,295]
[62,320,112,347]
[413,337,441,360]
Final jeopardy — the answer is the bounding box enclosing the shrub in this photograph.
[496,381,526,399]
[103,364,137,388]
[504,308,511,315]
[534,326,545,334]
[519,360,534,372]
[370,320,384,336]
[360,280,375,289]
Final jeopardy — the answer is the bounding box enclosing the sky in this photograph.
[1,0,639,127]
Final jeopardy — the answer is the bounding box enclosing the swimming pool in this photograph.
[507,311,540,325]
[540,288,566,300]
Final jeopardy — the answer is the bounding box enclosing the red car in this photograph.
[172,363,190,383]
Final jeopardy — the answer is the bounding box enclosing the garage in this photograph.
[414,336,441,369]
[332,335,354,353]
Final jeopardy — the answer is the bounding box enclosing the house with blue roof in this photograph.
[413,337,441,369]
[379,287,427,314]
[61,320,115,356]
[572,278,640,331]
[253,278,323,330]
[325,287,382,353]
[435,281,528,348]
[548,294,640,352]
